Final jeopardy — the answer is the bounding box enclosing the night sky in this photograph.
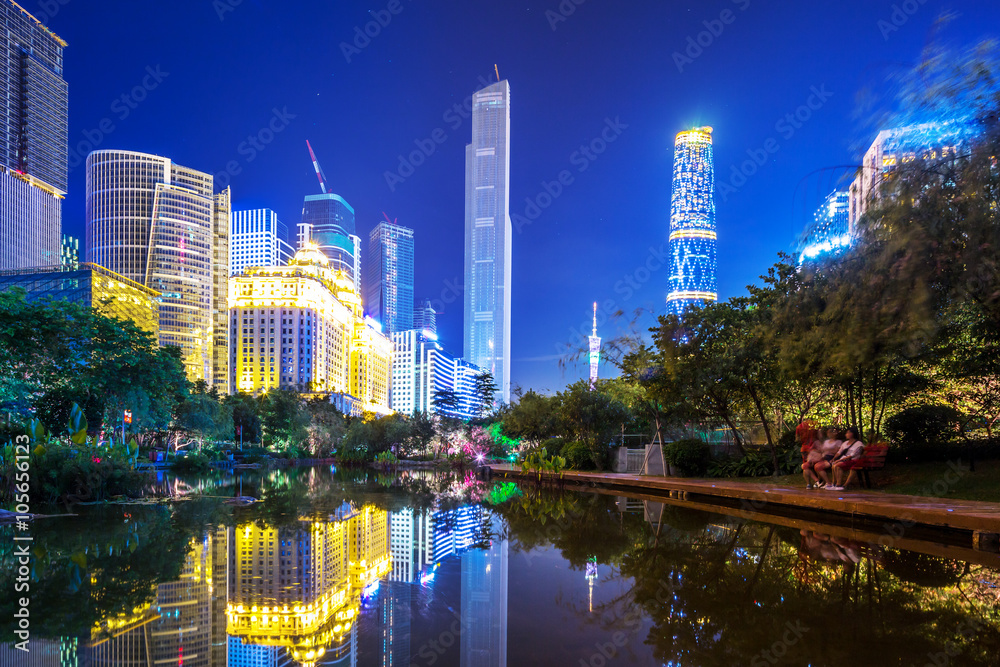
[48,0,1000,395]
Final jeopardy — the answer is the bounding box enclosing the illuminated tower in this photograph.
[588,302,600,390]
[666,127,717,316]
[464,79,512,405]
[365,217,414,334]
[0,0,67,271]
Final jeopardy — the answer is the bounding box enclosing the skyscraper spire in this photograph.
[588,302,601,390]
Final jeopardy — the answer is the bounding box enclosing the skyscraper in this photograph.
[230,208,293,275]
[798,190,850,264]
[464,80,512,404]
[298,193,359,287]
[0,0,68,270]
[666,126,718,317]
[213,188,231,394]
[86,150,225,386]
[366,220,414,334]
[413,298,437,336]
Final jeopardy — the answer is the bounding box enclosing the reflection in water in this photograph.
[1,469,997,666]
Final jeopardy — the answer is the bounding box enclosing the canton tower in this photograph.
[666,126,718,316]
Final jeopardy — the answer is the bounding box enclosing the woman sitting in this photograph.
[826,428,865,491]
[812,428,844,488]
[801,427,827,489]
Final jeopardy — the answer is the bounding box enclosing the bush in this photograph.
[885,405,962,449]
[664,439,711,476]
[707,445,800,478]
[542,437,567,459]
[559,441,594,470]
[171,452,212,473]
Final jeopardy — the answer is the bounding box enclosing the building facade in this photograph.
[229,245,392,413]
[85,150,227,387]
[298,193,359,287]
[413,298,437,336]
[666,126,718,317]
[213,188,231,394]
[0,262,160,336]
[365,221,414,335]
[230,208,293,276]
[0,0,67,271]
[390,329,482,420]
[464,80,512,404]
[60,233,78,268]
[848,121,973,230]
[798,190,850,264]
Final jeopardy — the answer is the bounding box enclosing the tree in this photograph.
[473,372,499,417]
[556,380,630,469]
[501,390,560,445]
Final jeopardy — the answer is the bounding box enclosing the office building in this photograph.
[849,121,974,229]
[365,220,414,334]
[214,188,231,394]
[298,193,359,288]
[230,208,294,276]
[798,190,850,264]
[86,150,226,386]
[60,234,78,268]
[666,126,718,317]
[413,298,437,336]
[391,329,482,420]
[229,244,393,413]
[0,263,160,336]
[464,79,512,404]
[0,0,67,271]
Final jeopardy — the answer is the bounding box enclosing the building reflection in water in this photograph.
[460,519,508,667]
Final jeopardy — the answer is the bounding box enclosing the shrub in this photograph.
[707,445,800,478]
[542,437,567,458]
[171,452,212,473]
[559,441,594,470]
[885,405,962,449]
[664,439,711,476]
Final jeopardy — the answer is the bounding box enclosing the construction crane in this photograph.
[306,140,328,194]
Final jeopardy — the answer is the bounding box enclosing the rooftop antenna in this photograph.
[306,140,328,194]
[382,212,397,225]
[495,64,500,82]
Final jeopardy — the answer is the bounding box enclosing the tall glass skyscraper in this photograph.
[299,193,358,287]
[0,0,68,270]
[366,220,414,334]
[464,80,512,404]
[666,126,718,317]
[798,190,850,264]
[86,150,225,386]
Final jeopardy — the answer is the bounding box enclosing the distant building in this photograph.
[464,80,512,404]
[365,220,414,334]
[849,121,975,229]
[0,263,160,336]
[0,0,67,271]
[460,521,508,667]
[413,298,437,336]
[390,329,482,419]
[298,193,359,288]
[667,127,718,317]
[230,208,294,276]
[229,244,392,412]
[213,188,231,394]
[798,190,850,264]
[389,505,482,584]
[85,150,227,387]
[61,234,79,269]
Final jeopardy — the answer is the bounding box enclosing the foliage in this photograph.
[559,440,594,470]
[519,449,567,475]
[663,439,711,476]
[884,405,963,448]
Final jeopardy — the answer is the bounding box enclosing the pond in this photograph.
[1,466,998,666]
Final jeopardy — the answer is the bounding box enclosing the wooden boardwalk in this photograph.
[488,465,1000,555]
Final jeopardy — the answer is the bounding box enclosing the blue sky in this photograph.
[48,0,1000,394]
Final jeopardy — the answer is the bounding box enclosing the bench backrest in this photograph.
[860,444,889,468]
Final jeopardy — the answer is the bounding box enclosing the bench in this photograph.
[844,443,889,489]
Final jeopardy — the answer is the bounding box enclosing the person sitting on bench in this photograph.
[826,429,865,491]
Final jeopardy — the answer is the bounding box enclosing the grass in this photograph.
[736,459,1000,502]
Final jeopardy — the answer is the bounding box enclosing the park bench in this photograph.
[845,443,889,489]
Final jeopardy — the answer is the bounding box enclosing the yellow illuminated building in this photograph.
[0,262,161,338]
[226,504,391,665]
[229,244,393,413]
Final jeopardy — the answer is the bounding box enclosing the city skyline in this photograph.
[25,0,1000,394]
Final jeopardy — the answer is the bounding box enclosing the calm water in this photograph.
[1,466,999,666]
